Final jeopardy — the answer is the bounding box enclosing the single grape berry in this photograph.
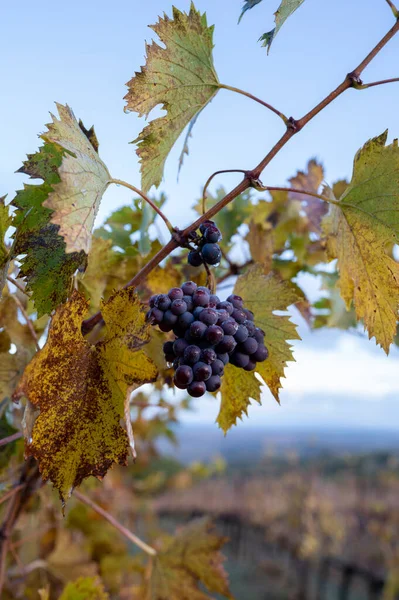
[188,250,203,267]
[234,325,248,343]
[199,220,213,234]
[217,352,229,365]
[164,353,176,364]
[253,328,265,344]
[193,306,205,319]
[216,309,230,324]
[174,365,194,388]
[181,281,197,295]
[244,360,256,372]
[203,223,222,243]
[205,325,224,345]
[231,352,250,368]
[244,320,256,336]
[201,243,222,266]
[211,359,225,376]
[168,287,184,300]
[163,341,174,356]
[217,301,234,315]
[243,309,255,321]
[193,290,209,307]
[252,345,269,362]
[193,362,212,382]
[183,345,201,365]
[182,295,194,312]
[178,312,195,330]
[201,348,217,365]
[173,338,189,357]
[154,294,171,311]
[227,294,243,309]
[209,294,220,307]
[232,308,247,324]
[162,310,178,328]
[240,337,258,355]
[190,321,207,339]
[217,335,236,354]
[146,307,163,324]
[221,318,239,335]
[188,381,207,397]
[206,375,221,392]
[149,294,159,308]
[199,308,219,326]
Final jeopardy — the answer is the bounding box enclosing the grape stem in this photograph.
[0,432,23,448]
[385,0,399,18]
[81,16,399,336]
[6,276,27,296]
[201,169,247,214]
[219,84,289,124]
[356,77,399,89]
[109,178,174,234]
[262,186,338,206]
[12,296,40,352]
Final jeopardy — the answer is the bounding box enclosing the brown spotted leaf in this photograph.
[288,159,326,231]
[15,288,157,504]
[59,576,109,600]
[42,104,111,253]
[322,131,399,353]
[149,518,232,600]
[125,3,220,192]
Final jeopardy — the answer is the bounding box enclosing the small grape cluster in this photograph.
[188,220,222,267]
[146,282,268,398]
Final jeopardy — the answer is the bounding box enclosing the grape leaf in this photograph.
[125,3,220,192]
[12,141,86,316]
[14,288,158,504]
[41,103,111,253]
[0,196,11,296]
[149,518,231,600]
[288,159,327,231]
[259,0,305,52]
[322,131,399,353]
[218,363,262,433]
[238,0,263,23]
[59,576,109,600]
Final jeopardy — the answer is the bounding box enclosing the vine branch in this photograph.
[73,490,157,556]
[0,432,23,448]
[109,179,174,234]
[201,169,247,214]
[6,276,27,296]
[356,77,399,89]
[385,0,399,18]
[81,16,399,336]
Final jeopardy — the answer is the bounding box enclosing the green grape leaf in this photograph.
[288,159,327,231]
[238,0,264,23]
[59,576,109,600]
[0,196,11,294]
[217,267,300,432]
[149,518,232,600]
[14,288,158,504]
[259,0,305,52]
[322,131,399,353]
[125,3,220,192]
[41,103,111,253]
[12,141,86,316]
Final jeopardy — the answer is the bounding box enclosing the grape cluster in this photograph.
[146,282,269,398]
[188,221,222,267]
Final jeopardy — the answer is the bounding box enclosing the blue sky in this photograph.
[2,0,399,429]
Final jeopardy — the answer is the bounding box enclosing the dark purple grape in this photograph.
[168,287,184,300]
[221,318,239,335]
[231,352,250,368]
[199,220,213,234]
[173,324,187,337]
[178,312,195,330]
[252,345,269,362]
[216,309,230,325]
[244,320,256,336]
[159,322,173,332]
[193,362,212,382]
[190,321,207,339]
[227,294,243,309]
[216,335,236,354]
[182,295,194,312]
[217,352,229,365]
[209,295,220,307]
[146,307,163,324]
[149,294,159,308]
[197,286,211,294]
[232,308,247,324]
[184,329,193,342]
[244,360,256,372]
[181,281,197,295]
[163,341,174,356]
[154,294,171,311]
[171,299,187,316]
[240,337,258,355]
[173,358,181,369]
[193,306,205,319]
[162,310,178,327]
[188,250,203,267]
[173,338,189,357]
[188,381,206,397]
[253,328,265,344]
[234,325,248,343]
[183,345,201,365]
[203,224,222,243]
[211,359,224,376]
[193,290,209,307]
[174,365,193,386]
[165,353,175,364]
[201,243,222,266]
[206,375,221,392]
[243,309,254,321]
[217,301,234,315]
[205,325,224,345]
[200,348,217,365]
[199,308,218,326]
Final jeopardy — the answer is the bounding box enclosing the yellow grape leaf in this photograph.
[125,3,220,192]
[288,158,327,231]
[323,131,399,353]
[149,518,232,600]
[217,363,262,433]
[217,268,300,431]
[246,220,274,273]
[0,196,11,296]
[59,576,109,600]
[15,288,157,504]
[42,104,110,254]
